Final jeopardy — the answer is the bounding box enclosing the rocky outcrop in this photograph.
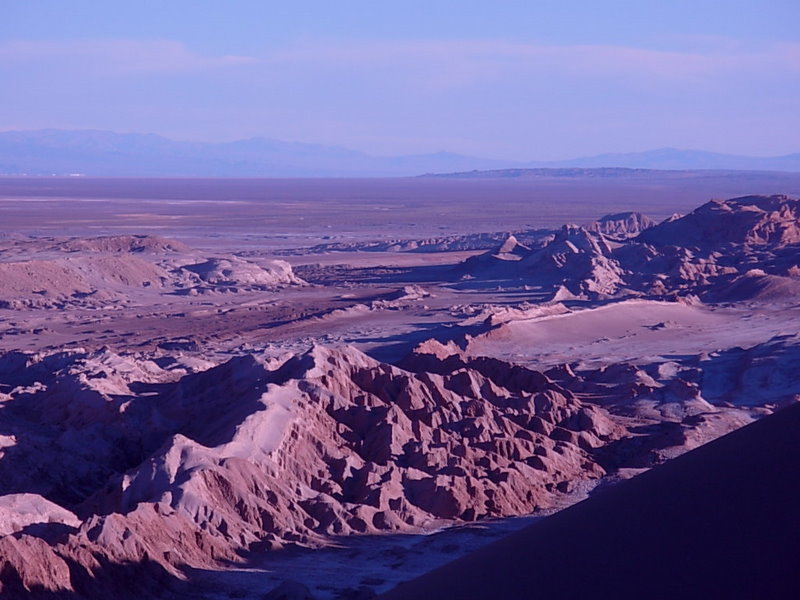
[457,195,800,302]
[275,229,553,256]
[588,211,656,240]
[94,344,623,540]
[520,225,626,297]
[0,255,170,308]
[461,225,626,299]
[55,234,192,254]
[0,325,793,595]
[0,493,81,536]
[0,243,304,308]
[637,195,800,249]
[0,341,631,593]
[179,257,303,289]
[376,403,800,600]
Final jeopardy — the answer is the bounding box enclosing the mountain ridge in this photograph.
[1,129,799,177]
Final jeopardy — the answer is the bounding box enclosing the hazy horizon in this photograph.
[3,127,800,162]
[3,1,799,161]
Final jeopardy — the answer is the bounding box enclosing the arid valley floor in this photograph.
[1,171,800,598]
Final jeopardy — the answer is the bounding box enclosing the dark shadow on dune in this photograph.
[695,335,800,406]
[296,263,461,286]
[378,402,800,599]
[0,381,169,508]
[358,321,486,363]
[593,421,687,471]
[0,351,273,513]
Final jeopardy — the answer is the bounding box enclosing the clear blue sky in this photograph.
[2,1,798,159]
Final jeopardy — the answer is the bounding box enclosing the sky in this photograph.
[2,1,799,160]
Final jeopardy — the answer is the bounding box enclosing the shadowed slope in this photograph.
[379,402,800,599]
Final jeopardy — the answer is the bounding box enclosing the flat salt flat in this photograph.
[5,173,800,246]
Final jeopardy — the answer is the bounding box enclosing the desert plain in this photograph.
[1,170,800,598]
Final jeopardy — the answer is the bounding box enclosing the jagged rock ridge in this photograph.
[1,329,791,596]
[461,195,800,301]
[0,342,624,595]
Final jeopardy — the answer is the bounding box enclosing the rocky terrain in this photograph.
[0,234,303,309]
[0,333,791,598]
[0,183,798,598]
[461,195,800,302]
[378,400,800,599]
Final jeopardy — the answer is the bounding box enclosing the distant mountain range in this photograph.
[1,129,798,177]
